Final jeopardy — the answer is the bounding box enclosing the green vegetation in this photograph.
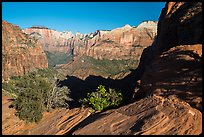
[11,88,44,123]
[45,51,70,68]
[82,85,123,112]
[101,39,114,43]
[3,68,72,123]
[60,55,139,79]
[85,56,138,76]
[27,39,36,47]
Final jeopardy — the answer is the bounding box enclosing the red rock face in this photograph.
[157,2,202,52]
[24,21,157,62]
[75,22,157,60]
[137,2,202,111]
[136,2,202,77]
[23,28,73,53]
[2,21,48,81]
[135,0,202,121]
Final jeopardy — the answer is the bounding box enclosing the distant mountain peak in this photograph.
[137,21,158,29]
[123,24,132,29]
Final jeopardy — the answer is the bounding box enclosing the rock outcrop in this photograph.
[70,2,202,135]
[137,2,202,71]
[2,21,48,81]
[77,21,157,60]
[2,96,91,135]
[136,2,202,109]
[23,27,73,53]
[138,44,202,111]
[72,95,202,135]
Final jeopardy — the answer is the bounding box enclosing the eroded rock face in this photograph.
[23,27,73,53]
[24,21,157,62]
[135,2,202,109]
[2,96,91,135]
[72,95,202,135]
[136,2,202,75]
[2,21,48,81]
[157,2,202,51]
[81,21,157,60]
[139,44,202,111]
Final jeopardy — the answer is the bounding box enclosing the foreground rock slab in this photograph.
[72,95,202,135]
[2,96,91,135]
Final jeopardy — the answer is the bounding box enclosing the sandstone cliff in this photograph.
[2,21,48,81]
[137,2,202,72]
[23,27,73,53]
[24,21,157,62]
[57,21,157,79]
[75,21,157,60]
[136,2,202,105]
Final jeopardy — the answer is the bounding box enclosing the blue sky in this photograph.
[2,2,166,34]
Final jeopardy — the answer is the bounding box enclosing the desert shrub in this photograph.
[47,86,71,109]
[10,75,21,80]
[82,85,123,112]
[8,68,72,123]
[2,81,17,96]
[10,88,44,123]
[2,76,24,98]
[45,74,72,111]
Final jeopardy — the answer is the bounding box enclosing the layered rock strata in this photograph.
[2,21,48,81]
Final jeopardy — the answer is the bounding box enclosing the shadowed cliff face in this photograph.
[157,2,202,51]
[135,2,202,110]
[2,21,48,81]
[136,2,202,76]
[139,44,202,111]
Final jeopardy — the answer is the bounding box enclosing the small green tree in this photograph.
[82,85,123,112]
[45,73,72,111]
